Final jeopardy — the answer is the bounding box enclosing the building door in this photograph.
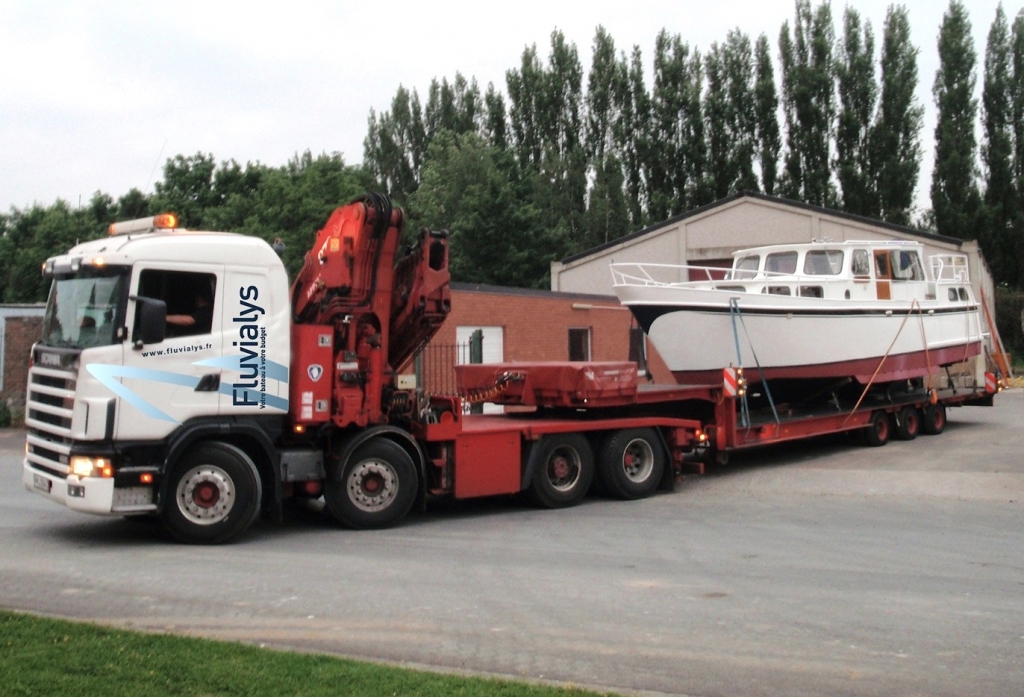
[456,326,503,414]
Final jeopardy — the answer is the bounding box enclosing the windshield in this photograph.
[41,268,129,348]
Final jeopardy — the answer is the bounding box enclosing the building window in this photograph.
[568,327,591,361]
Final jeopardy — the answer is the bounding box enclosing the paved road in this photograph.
[2,392,1023,696]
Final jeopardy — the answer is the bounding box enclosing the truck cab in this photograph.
[24,215,290,518]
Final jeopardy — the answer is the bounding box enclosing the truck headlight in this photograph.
[69,456,113,478]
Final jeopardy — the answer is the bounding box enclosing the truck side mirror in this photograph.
[132,296,167,348]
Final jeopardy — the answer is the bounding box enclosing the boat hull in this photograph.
[620,288,984,386]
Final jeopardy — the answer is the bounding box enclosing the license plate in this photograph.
[33,474,52,493]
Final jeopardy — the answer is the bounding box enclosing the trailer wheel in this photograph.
[325,439,416,529]
[894,406,920,441]
[527,434,594,509]
[161,442,262,544]
[863,411,891,447]
[921,403,947,435]
[597,428,665,500]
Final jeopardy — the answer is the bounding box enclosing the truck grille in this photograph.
[25,350,78,478]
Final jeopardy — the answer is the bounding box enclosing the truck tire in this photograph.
[161,442,262,544]
[597,428,665,500]
[527,433,594,509]
[894,406,920,441]
[921,403,947,435]
[325,439,416,529]
[863,411,891,447]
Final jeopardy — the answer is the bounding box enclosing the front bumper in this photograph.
[23,459,156,515]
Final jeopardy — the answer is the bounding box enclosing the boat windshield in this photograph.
[803,250,844,275]
[728,255,760,280]
[41,267,129,349]
[890,250,925,281]
[765,251,798,275]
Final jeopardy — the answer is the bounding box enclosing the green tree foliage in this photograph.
[931,0,981,240]
[484,83,509,151]
[835,8,878,217]
[754,34,782,195]
[981,4,1018,285]
[425,74,481,139]
[411,131,548,287]
[779,0,836,206]
[871,5,924,226]
[0,200,107,302]
[584,152,630,247]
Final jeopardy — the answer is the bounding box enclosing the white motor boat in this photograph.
[611,241,985,385]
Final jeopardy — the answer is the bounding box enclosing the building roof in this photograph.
[560,191,962,265]
[452,282,617,302]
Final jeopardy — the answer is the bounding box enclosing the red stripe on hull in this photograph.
[670,342,982,386]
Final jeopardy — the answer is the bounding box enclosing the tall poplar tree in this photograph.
[724,30,759,193]
[704,42,732,199]
[1012,11,1024,286]
[649,30,686,220]
[363,86,425,202]
[779,0,837,206]
[585,26,620,163]
[754,33,781,195]
[981,4,1017,283]
[705,30,757,198]
[871,5,923,226]
[931,0,980,240]
[835,8,878,217]
[506,45,545,169]
[614,46,651,228]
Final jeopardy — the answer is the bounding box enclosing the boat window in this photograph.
[803,250,843,275]
[728,255,760,280]
[799,286,824,298]
[766,286,792,295]
[765,251,798,275]
[875,252,890,277]
[958,287,968,301]
[948,288,959,301]
[714,285,747,292]
[851,249,870,277]
[890,250,925,281]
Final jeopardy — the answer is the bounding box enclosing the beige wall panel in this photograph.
[685,202,814,257]
[554,225,682,294]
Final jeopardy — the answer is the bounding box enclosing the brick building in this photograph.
[416,283,671,396]
[1,305,45,414]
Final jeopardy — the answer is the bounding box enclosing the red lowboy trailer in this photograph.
[23,195,1001,543]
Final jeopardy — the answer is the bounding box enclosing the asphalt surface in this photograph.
[2,391,1023,697]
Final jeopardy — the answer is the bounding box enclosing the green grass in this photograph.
[0,611,606,697]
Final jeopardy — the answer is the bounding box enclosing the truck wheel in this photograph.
[597,428,665,500]
[527,434,594,509]
[894,406,920,441]
[863,411,891,447]
[162,442,262,544]
[921,403,946,435]
[325,439,416,529]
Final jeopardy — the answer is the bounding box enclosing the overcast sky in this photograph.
[0,0,1013,218]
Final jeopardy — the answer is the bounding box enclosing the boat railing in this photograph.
[609,263,721,287]
[929,254,971,284]
[610,262,855,290]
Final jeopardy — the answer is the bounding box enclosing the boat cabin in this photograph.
[707,241,975,304]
